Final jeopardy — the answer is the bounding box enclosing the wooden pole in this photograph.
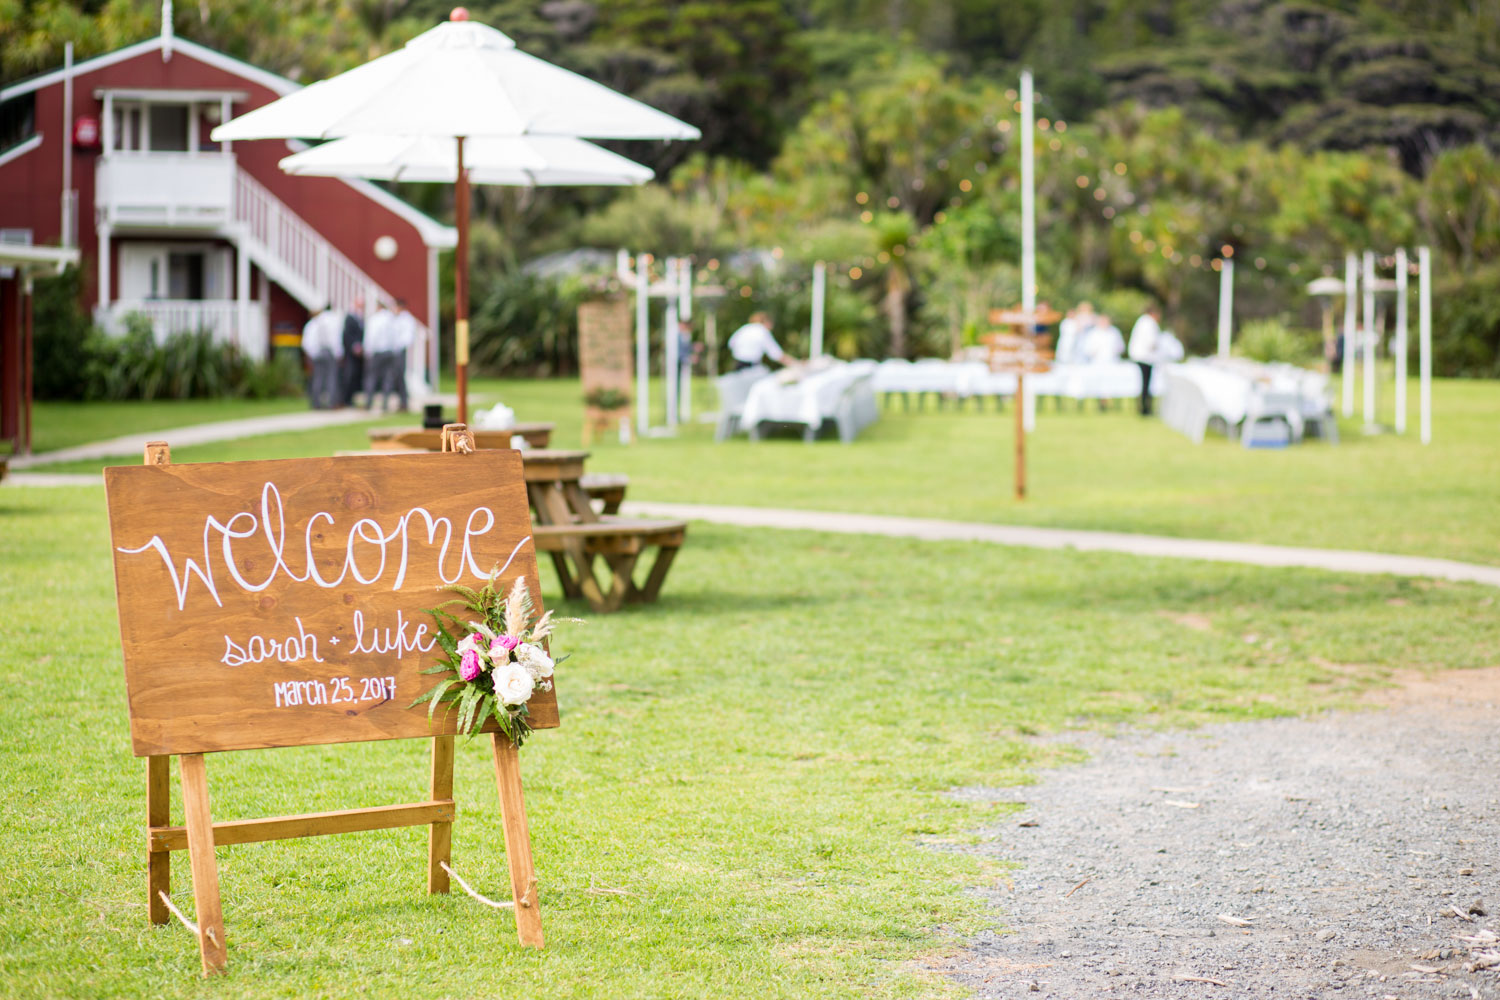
[143,440,173,925]
[1014,372,1026,500]
[491,735,544,948]
[179,753,228,975]
[426,735,454,894]
[455,136,470,426]
[22,275,33,455]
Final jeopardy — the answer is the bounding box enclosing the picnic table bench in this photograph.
[335,437,676,612]
[579,473,628,515]
[522,450,685,612]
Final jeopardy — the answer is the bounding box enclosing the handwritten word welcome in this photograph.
[117,482,531,610]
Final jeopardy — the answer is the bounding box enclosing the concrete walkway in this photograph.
[7,408,379,470]
[620,500,1500,587]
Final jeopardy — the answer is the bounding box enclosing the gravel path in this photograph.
[937,669,1500,999]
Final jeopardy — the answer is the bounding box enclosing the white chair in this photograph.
[1241,389,1304,448]
[1161,370,1212,443]
[714,366,769,441]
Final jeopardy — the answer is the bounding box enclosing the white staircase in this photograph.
[230,169,431,393]
[232,169,387,314]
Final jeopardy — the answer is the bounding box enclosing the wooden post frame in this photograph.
[106,427,554,975]
[982,330,1053,503]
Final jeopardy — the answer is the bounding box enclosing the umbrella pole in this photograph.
[455,135,469,425]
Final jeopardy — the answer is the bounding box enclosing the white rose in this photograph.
[456,633,484,657]
[494,662,535,706]
[516,642,554,680]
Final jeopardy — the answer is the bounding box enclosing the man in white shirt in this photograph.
[1083,314,1125,364]
[1127,303,1164,416]
[362,302,398,411]
[727,312,787,370]
[1056,302,1094,364]
[386,299,416,412]
[301,305,343,410]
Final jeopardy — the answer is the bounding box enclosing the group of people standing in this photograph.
[300,298,417,411]
[1055,301,1184,415]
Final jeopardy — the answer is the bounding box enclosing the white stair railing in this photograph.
[233,169,381,313]
[232,167,433,390]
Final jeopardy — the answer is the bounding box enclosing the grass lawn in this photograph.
[29,374,1500,565]
[18,398,313,455]
[1,482,1497,998]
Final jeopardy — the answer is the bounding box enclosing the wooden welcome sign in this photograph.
[104,430,553,975]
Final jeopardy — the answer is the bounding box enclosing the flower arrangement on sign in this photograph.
[412,572,570,747]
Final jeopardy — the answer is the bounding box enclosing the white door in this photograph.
[119,244,167,300]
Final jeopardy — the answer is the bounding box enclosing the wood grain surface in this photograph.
[104,451,558,757]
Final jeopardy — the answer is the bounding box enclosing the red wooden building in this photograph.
[0,24,456,391]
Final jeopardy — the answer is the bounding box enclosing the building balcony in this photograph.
[96,153,237,230]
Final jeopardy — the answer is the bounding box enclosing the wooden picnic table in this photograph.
[521,450,685,613]
[368,423,553,451]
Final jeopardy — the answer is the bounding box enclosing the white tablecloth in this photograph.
[740,360,877,435]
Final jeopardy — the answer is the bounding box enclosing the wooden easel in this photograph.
[139,426,544,977]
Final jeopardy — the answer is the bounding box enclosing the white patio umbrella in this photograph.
[213,9,698,422]
[279,134,654,186]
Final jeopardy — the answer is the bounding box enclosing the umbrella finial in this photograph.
[450,6,469,20]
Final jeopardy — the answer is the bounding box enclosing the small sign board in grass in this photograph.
[983,329,1055,501]
[103,429,553,975]
[578,297,634,443]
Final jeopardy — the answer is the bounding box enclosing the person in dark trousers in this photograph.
[339,297,365,407]
[1127,302,1165,416]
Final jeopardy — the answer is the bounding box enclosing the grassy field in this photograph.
[1,473,1497,997]
[27,374,1500,564]
[19,397,313,455]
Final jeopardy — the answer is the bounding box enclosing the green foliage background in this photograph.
[6,0,1500,373]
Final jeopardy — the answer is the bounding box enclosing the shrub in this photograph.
[32,267,93,400]
[470,271,590,375]
[1431,264,1500,377]
[80,316,303,401]
[1233,318,1320,364]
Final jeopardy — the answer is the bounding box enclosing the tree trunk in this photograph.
[885,274,908,358]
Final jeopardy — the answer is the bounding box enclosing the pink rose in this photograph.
[459,648,483,681]
[489,634,521,658]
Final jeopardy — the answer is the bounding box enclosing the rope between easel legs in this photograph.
[157,890,216,943]
[439,862,515,910]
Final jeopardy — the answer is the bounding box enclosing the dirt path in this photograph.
[935,669,1500,999]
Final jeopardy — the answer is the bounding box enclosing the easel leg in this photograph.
[147,754,171,925]
[491,736,544,948]
[428,735,454,894]
[179,753,227,975]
